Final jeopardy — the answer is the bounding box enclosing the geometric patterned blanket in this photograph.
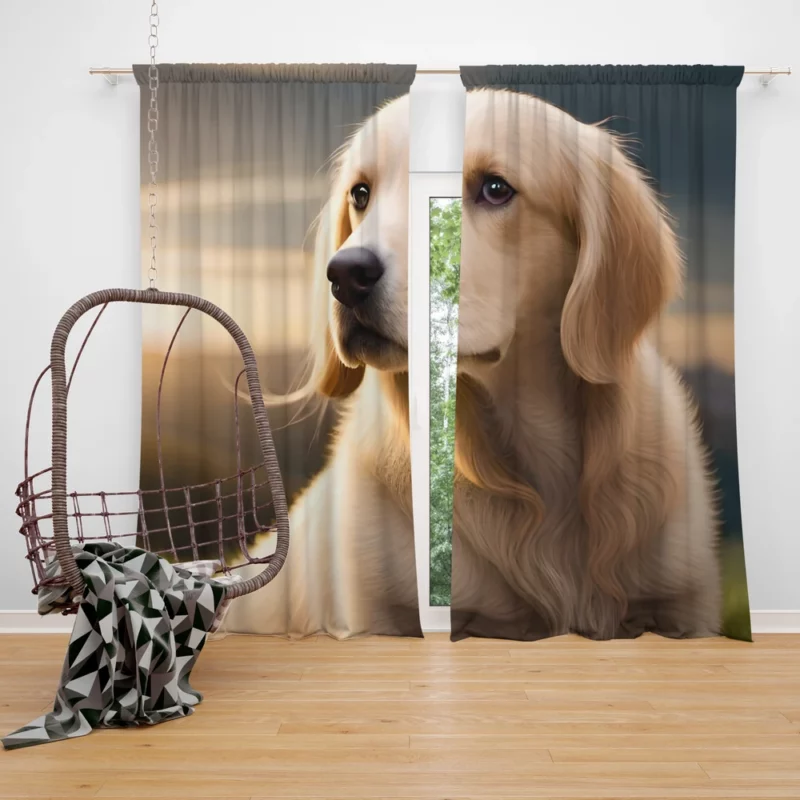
[2,542,226,750]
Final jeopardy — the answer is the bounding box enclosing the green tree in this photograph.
[429,199,461,606]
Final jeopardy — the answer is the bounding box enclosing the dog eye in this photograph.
[349,182,371,211]
[478,175,515,206]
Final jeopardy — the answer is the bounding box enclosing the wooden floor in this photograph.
[1,632,799,799]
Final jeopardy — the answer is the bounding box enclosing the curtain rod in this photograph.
[90,66,792,77]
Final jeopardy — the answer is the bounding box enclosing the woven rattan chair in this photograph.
[16,288,290,612]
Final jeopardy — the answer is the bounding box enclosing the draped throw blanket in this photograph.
[2,542,225,750]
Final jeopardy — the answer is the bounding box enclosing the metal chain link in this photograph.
[147,1,160,289]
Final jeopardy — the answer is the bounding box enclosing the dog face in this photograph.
[310,89,681,400]
[310,95,410,398]
[459,89,681,385]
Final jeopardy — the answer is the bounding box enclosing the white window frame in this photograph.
[409,171,462,633]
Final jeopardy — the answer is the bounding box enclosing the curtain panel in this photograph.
[449,65,749,642]
[135,63,421,639]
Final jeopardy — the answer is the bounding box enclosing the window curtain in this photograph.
[451,65,750,642]
[134,63,422,639]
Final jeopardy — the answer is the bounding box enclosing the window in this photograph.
[409,173,461,632]
[429,197,461,608]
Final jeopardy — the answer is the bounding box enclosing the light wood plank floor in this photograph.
[1,632,799,798]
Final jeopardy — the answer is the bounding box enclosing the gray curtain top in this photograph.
[460,65,744,87]
[132,63,417,85]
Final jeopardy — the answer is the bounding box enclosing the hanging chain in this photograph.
[147,1,160,289]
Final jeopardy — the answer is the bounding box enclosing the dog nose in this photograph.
[326,247,385,308]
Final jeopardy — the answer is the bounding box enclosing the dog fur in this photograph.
[222,88,721,640]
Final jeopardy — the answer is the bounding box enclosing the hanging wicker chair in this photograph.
[16,287,290,612]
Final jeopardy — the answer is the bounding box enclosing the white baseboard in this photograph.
[0,611,75,633]
[1,609,799,635]
[748,610,800,634]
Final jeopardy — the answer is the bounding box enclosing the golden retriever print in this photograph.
[451,89,721,640]
[223,95,422,638]
[226,87,728,641]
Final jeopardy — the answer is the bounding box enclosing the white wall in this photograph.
[2,0,798,618]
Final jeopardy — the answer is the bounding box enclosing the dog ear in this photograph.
[560,133,682,384]
[309,194,365,398]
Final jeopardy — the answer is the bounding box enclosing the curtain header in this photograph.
[460,65,744,87]
[133,63,417,85]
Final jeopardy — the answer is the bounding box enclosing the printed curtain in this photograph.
[137,63,751,644]
[135,64,422,639]
[449,65,750,642]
